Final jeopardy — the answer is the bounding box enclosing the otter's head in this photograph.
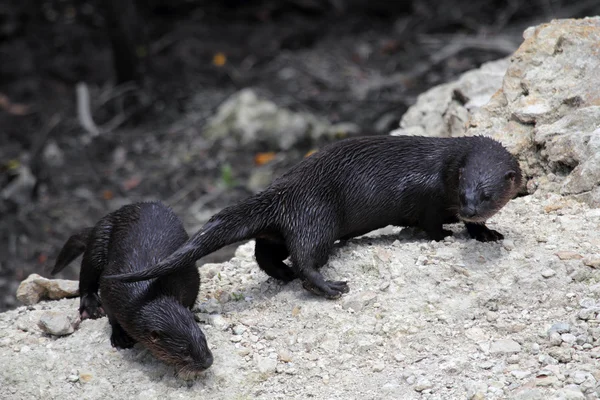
[457,142,522,223]
[138,298,213,378]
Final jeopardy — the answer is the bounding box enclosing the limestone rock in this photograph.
[392,17,600,206]
[203,89,358,150]
[16,274,79,305]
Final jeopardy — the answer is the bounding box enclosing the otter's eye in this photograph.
[480,192,491,202]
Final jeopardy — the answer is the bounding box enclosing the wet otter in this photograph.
[107,135,522,299]
[51,201,213,376]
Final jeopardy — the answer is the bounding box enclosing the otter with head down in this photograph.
[52,201,213,377]
[107,135,522,299]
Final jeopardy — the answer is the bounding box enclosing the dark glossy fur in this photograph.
[107,135,522,299]
[51,201,213,376]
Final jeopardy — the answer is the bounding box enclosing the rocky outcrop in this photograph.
[393,17,600,206]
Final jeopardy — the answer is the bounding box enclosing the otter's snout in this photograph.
[460,206,477,219]
[200,352,214,370]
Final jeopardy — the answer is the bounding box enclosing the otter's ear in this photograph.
[150,331,161,343]
[505,170,516,181]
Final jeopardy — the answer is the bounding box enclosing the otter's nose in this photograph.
[202,353,214,370]
[461,207,477,218]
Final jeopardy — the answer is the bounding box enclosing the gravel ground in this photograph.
[1,192,600,399]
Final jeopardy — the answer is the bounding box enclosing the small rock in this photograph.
[549,332,563,346]
[571,371,590,385]
[256,356,277,375]
[583,256,600,269]
[414,378,433,392]
[535,375,559,386]
[230,336,242,343]
[548,322,571,334]
[507,354,520,364]
[541,268,556,278]
[38,311,79,336]
[232,325,246,335]
[17,274,78,305]
[342,291,378,312]
[503,240,515,250]
[372,361,385,372]
[530,343,540,355]
[479,361,494,370]
[490,339,522,354]
[547,347,572,363]
[578,309,595,320]
[561,333,577,344]
[556,387,585,400]
[556,251,583,260]
[579,298,596,308]
[513,388,543,400]
[277,349,292,363]
[394,353,406,362]
[208,314,228,330]
[511,370,532,379]
[67,375,79,383]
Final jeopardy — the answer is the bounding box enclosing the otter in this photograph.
[107,135,522,299]
[51,201,213,377]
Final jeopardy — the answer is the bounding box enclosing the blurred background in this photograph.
[1,0,599,312]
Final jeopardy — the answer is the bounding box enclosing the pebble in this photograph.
[541,268,556,278]
[67,375,79,383]
[579,298,596,308]
[341,291,378,312]
[372,361,385,372]
[414,378,433,392]
[490,339,522,354]
[37,311,79,336]
[549,332,563,346]
[548,322,571,334]
[207,314,228,330]
[578,309,595,320]
[530,343,540,354]
[277,349,292,363]
[556,251,583,260]
[256,356,277,375]
[16,274,78,306]
[479,361,494,370]
[583,256,600,269]
[548,348,572,362]
[556,387,585,400]
[561,333,577,344]
[511,370,532,379]
[232,325,246,335]
[535,375,558,386]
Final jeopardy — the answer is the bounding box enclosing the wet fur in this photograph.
[107,135,522,299]
[52,201,213,374]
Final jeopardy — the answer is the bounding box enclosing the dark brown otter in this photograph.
[51,201,213,377]
[107,135,522,299]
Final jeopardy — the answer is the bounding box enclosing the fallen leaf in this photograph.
[122,176,141,191]
[254,152,276,166]
[102,190,114,200]
[291,306,301,317]
[213,52,227,67]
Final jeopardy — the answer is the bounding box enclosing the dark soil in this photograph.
[1,0,599,312]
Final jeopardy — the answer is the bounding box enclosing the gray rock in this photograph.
[548,322,571,334]
[541,268,556,278]
[414,378,433,392]
[255,356,278,375]
[556,387,585,400]
[490,339,522,354]
[392,17,600,206]
[17,274,79,305]
[38,311,79,336]
[203,89,358,151]
[342,291,378,312]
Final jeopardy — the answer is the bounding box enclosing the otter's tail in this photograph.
[104,200,271,282]
[51,227,93,275]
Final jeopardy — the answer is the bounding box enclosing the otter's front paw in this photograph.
[465,223,504,242]
[303,280,350,299]
[79,293,105,320]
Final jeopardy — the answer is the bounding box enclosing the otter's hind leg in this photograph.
[108,317,136,349]
[287,235,349,299]
[255,238,295,282]
[78,221,113,319]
